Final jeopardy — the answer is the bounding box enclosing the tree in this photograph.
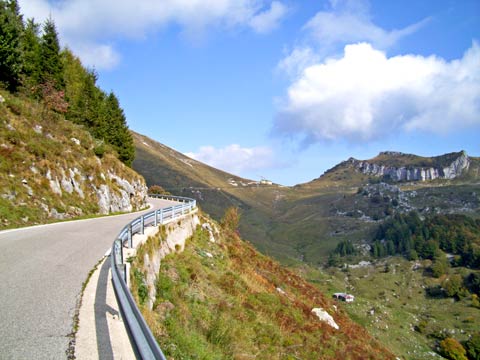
[39,18,63,88]
[103,92,134,166]
[431,256,450,278]
[439,337,468,360]
[0,0,23,90]
[442,274,464,298]
[465,333,480,360]
[20,18,41,91]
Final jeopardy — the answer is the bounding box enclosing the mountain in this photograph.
[133,132,480,265]
[0,90,147,229]
[307,150,477,186]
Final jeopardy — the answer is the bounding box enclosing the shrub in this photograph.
[221,206,240,233]
[439,337,468,360]
[133,268,148,305]
[148,184,168,195]
[465,333,480,360]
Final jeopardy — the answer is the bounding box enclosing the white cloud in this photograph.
[278,0,428,81]
[304,1,429,51]
[277,47,319,78]
[249,1,288,34]
[185,144,277,176]
[274,42,480,143]
[18,0,287,70]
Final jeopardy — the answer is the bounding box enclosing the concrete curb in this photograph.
[75,256,136,360]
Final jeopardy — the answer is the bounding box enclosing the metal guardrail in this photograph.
[110,194,197,359]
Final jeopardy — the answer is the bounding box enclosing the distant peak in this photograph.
[378,151,406,157]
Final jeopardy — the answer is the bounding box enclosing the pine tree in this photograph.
[0,0,24,90]
[39,18,63,88]
[20,18,41,92]
[104,92,134,166]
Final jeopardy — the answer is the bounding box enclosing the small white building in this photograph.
[260,179,273,185]
[333,292,355,302]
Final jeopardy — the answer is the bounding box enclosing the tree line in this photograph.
[0,0,134,166]
[371,211,480,269]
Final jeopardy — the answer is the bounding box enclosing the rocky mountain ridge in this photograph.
[336,151,471,182]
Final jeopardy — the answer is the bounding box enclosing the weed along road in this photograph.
[0,198,176,360]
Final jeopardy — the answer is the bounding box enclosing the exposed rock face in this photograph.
[346,151,470,182]
[95,173,147,214]
[44,164,147,215]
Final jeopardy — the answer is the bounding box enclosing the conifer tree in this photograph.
[104,92,134,166]
[20,18,41,92]
[39,18,63,88]
[0,0,23,90]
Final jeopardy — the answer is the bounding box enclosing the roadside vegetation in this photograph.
[130,209,393,359]
[1,1,144,228]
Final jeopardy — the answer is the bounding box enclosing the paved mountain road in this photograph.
[0,198,175,359]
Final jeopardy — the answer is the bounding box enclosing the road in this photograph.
[0,198,176,359]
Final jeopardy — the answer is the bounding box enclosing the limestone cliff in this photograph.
[342,151,471,182]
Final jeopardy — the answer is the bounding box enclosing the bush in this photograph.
[133,268,148,305]
[93,142,105,158]
[465,333,480,360]
[439,337,468,360]
[221,206,240,233]
[149,184,168,195]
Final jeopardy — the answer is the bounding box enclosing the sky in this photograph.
[18,0,480,186]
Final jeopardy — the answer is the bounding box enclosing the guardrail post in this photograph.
[160,208,163,224]
[154,210,158,227]
[128,225,133,248]
[140,216,144,235]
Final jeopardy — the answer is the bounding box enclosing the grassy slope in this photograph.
[303,258,480,360]
[131,213,394,360]
[0,90,145,229]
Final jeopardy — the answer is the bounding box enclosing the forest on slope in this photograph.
[0,0,134,165]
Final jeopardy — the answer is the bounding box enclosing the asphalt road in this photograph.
[0,198,176,359]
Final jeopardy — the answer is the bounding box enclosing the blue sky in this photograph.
[19,0,480,185]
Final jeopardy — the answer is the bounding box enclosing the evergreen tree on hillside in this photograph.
[0,5,136,167]
[0,0,23,90]
[39,18,63,88]
[20,18,41,91]
[104,92,135,166]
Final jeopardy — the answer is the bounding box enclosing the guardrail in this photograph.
[110,194,197,359]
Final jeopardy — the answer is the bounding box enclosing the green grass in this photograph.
[305,258,480,360]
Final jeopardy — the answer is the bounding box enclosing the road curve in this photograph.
[0,198,177,359]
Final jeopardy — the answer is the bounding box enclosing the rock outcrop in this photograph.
[45,164,147,215]
[344,151,470,182]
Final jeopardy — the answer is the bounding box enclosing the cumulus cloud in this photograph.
[274,42,480,143]
[278,0,428,80]
[18,0,287,69]
[185,144,278,176]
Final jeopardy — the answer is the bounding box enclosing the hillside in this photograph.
[133,132,480,265]
[0,90,147,229]
[130,211,394,359]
